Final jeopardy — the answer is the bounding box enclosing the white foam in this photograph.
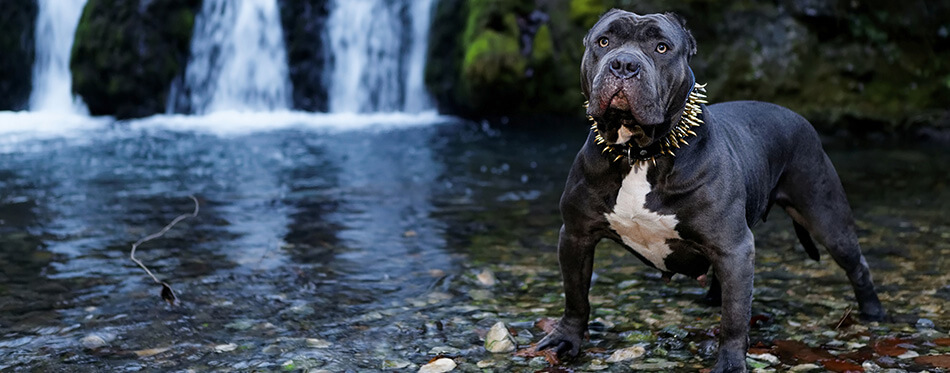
[125,110,448,136]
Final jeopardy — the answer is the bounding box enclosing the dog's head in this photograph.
[581,9,697,147]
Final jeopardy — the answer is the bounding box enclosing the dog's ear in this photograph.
[664,12,697,59]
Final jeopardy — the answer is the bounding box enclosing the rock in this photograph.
[214,343,238,353]
[897,350,919,359]
[428,346,460,355]
[588,359,608,370]
[916,318,935,329]
[418,357,456,373]
[475,360,495,368]
[0,0,37,110]
[484,322,516,353]
[606,345,646,362]
[275,0,330,112]
[80,334,107,349]
[747,352,780,364]
[528,356,547,369]
[477,269,497,286]
[789,363,821,372]
[862,361,883,372]
[71,0,200,118]
[306,338,331,348]
[382,359,411,369]
[628,359,680,371]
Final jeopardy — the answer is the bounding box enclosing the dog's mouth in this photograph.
[592,91,654,146]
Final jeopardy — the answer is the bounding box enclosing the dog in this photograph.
[535,9,886,372]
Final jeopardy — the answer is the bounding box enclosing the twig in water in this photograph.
[129,195,199,305]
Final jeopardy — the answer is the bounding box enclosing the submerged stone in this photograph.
[606,345,646,362]
[418,357,456,373]
[484,322,517,353]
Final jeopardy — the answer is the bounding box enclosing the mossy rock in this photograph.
[0,0,38,111]
[277,0,330,112]
[71,0,199,118]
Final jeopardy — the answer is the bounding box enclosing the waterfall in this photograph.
[29,0,88,114]
[181,0,292,114]
[326,0,435,114]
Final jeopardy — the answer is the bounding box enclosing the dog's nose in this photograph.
[608,54,640,79]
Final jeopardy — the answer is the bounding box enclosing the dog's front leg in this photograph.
[537,224,597,358]
[710,231,755,373]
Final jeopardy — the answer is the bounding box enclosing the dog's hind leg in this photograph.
[775,154,886,321]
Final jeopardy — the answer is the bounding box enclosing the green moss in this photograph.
[530,25,553,63]
[570,0,606,28]
[462,31,525,87]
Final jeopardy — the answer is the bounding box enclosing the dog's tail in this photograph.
[793,221,821,261]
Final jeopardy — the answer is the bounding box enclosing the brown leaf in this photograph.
[872,337,914,357]
[915,355,950,368]
[536,318,558,334]
[773,340,833,364]
[934,338,950,347]
[514,345,561,365]
[838,346,874,362]
[820,359,864,372]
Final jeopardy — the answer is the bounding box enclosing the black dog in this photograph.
[536,9,885,372]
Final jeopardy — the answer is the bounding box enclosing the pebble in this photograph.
[418,358,456,373]
[214,343,238,353]
[484,322,516,353]
[475,360,495,368]
[747,352,780,364]
[916,318,935,329]
[628,360,680,371]
[428,346,460,355]
[306,338,331,348]
[382,359,411,369]
[606,345,646,362]
[862,361,883,372]
[588,359,608,370]
[80,334,107,349]
[789,363,820,372]
[896,350,919,359]
[477,270,496,286]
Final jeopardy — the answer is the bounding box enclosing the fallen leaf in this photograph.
[915,354,950,368]
[514,345,561,365]
[820,359,864,372]
[536,318,558,334]
[773,340,833,364]
[872,337,914,357]
[160,283,176,305]
[934,338,950,347]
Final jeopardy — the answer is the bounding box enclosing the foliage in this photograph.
[426,0,950,132]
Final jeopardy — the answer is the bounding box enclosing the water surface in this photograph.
[0,116,947,372]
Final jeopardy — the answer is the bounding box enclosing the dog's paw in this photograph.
[535,318,586,359]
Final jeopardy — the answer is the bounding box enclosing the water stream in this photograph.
[179,0,292,114]
[28,0,88,114]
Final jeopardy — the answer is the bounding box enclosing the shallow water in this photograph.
[0,116,947,372]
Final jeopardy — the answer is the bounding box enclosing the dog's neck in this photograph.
[590,83,707,166]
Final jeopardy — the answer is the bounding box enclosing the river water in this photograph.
[0,116,947,372]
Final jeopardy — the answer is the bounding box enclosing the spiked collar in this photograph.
[589,83,707,166]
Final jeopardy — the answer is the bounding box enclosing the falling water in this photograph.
[29,0,88,114]
[181,0,292,114]
[326,0,435,114]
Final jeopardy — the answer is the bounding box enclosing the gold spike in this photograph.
[614,154,624,162]
[652,157,656,166]
[687,130,696,136]
[602,146,610,154]
[680,139,689,146]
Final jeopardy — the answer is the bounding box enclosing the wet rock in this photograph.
[477,269,497,286]
[528,356,547,369]
[80,334,108,349]
[214,343,238,353]
[429,346,460,355]
[484,322,516,353]
[789,363,820,372]
[916,318,935,329]
[306,338,331,348]
[747,352,780,364]
[589,359,608,370]
[862,361,883,372]
[225,319,254,330]
[418,357,456,373]
[628,359,680,371]
[382,359,411,369]
[475,360,495,368]
[606,345,646,362]
[897,350,919,359]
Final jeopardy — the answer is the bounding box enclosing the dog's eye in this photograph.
[656,43,668,54]
[598,37,609,48]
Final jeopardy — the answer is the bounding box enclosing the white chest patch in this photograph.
[604,166,681,271]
